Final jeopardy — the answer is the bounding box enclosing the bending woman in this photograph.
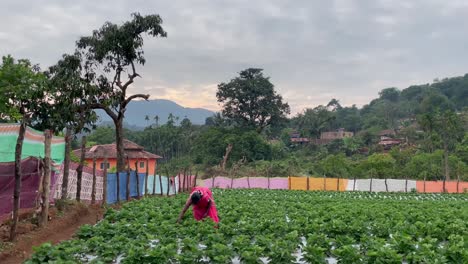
[176,186,219,225]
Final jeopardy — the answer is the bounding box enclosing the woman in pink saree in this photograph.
[177,186,219,225]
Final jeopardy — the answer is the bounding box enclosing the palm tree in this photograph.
[144,115,150,127]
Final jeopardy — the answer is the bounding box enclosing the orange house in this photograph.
[73,139,162,173]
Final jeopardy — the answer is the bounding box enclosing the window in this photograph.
[100,162,110,170]
[140,161,145,168]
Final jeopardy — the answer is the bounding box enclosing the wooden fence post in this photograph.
[166,168,170,196]
[10,121,26,241]
[212,173,215,188]
[126,157,130,201]
[145,158,149,196]
[91,155,97,204]
[153,164,157,195]
[103,157,108,206]
[267,166,271,190]
[134,160,140,198]
[457,163,460,194]
[423,174,426,193]
[323,174,326,191]
[158,167,163,196]
[76,136,86,202]
[39,130,52,227]
[116,165,120,203]
[61,128,72,200]
[405,175,408,193]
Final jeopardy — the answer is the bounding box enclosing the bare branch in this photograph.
[89,103,118,121]
[122,94,149,108]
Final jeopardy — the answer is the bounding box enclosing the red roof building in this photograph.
[73,139,162,173]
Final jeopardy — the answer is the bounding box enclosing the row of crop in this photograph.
[26,189,468,263]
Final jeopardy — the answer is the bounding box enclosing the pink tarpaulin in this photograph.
[0,157,57,218]
[203,176,288,189]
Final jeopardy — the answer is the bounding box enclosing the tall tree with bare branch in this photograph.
[76,12,167,171]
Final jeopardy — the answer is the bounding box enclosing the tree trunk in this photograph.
[40,130,52,227]
[384,178,388,192]
[212,173,215,188]
[126,157,130,201]
[10,121,26,241]
[353,176,356,191]
[457,164,460,193]
[115,119,125,172]
[221,144,233,171]
[337,177,340,191]
[306,175,309,191]
[91,155,97,204]
[134,161,140,198]
[194,171,198,188]
[370,176,373,193]
[61,128,72,200]
[103,157,108,206]
[145,158,149,196]
[76,136,86,202]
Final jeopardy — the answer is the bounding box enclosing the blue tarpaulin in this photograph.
[106,172,179,204]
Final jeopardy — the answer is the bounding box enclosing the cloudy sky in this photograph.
[1,0,468,114]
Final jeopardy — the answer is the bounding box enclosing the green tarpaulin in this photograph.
[0,124,65,164]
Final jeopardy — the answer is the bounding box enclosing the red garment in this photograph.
[191,186,219,223]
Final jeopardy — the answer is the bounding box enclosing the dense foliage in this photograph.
[27,189,468,263]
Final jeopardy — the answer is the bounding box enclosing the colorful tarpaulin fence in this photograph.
[289,177,348,191]
[53,162,104,202]
[416,181,468,193]
[195,176,467,193]
[0,157,57,218]
[0,124,65,164]
[199,176,289,189]
[145,175,179,196]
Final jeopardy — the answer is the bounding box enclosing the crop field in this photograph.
[27,189,467,263]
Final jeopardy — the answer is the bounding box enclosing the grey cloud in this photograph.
[1,0,468,113]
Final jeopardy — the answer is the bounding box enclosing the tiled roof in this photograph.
[73,139,162,160]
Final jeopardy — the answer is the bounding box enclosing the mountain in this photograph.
[96,99,215,127]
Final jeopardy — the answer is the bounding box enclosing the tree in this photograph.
[379,87,400,103]
[42,53,97,200]
[77,13,167,171]
[216,68,290,133]
[293,106,335,138]
[432,110,464,181]
[365,153,395,179]
[0,55,48,240]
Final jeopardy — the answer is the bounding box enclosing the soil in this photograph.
[0,203,105,264]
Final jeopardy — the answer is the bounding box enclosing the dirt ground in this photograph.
[0,203,105,264]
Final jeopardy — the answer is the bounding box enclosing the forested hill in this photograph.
[290,73,468,138]
[96,99,215,127]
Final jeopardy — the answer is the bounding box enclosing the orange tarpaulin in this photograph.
[289,177,348,191]
[416,181,468,193]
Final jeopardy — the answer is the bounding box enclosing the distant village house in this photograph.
[73,139,162,172]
